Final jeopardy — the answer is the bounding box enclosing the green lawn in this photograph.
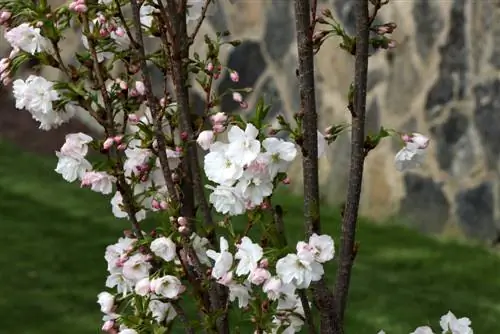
[0,140,499,333]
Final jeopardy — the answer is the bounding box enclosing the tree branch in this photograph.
[294,1,337,333]
[333,0,370,329]
[128,0,179,204]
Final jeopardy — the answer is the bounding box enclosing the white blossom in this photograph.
[226,123,261,167]
[197,130,215,150]
[410,326,434,334]
[207,184,245,216]
[97,292,114,314]
[440,311,473,334]
[148,299,176,323]
[81,171,116,194]
[262,137,297,178]
[206,237,233,279]
[4,23,52,54]
[191,233,211,266]
[234,237,263,276]
[122,253,152,282]
[308,234,335,263]
[227,282,251,308]
[134,277,151,296]
[150,275,184,299]
[276,253,324,289]
[394,142,427,171]
[150,237,177,262]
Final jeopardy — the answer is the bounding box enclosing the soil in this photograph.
[0,87,95,155]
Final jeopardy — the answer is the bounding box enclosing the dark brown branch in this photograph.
[82,15,142,238]
[294,1,336,333]
[333,0,370,330]
[128,0,179,204]
[162,3,215,233]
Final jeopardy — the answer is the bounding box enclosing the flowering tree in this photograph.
[0,0,473,333]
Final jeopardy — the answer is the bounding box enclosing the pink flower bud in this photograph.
[74,3,88,13]
[69,2,77,10]
[239,101,248,109]
[128,114,139,123]
[0,11,12,25]
[117,80,127,90]
[175,146,183,153]
[401,134,411,143]
[117,143,126,150]
[387,39,397,49]
[177,216,188,226]
[212,123,225,133]
[206,62,214,72]
[282,177,291,185]
[115,27,126,37]
[159,200,168,210]
[249,268,270,285]
[260,201,270,210]
[230,71,239,82]
[135,81,145,95]
[411,133,430,149]
[113,135,123,144]
[151,199,161,210]
[210,112,227,125]
[102,320,115,332]
[232,92,243,103]
[103,137,114,150]
[178,225,189,234]
[99,29,109,37]
[180,131,189,141]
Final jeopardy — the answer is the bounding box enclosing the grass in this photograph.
[0,139,499,333]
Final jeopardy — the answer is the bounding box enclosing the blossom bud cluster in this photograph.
[199,123,298,215]
[98,230,334,333]
[205,233,334,332]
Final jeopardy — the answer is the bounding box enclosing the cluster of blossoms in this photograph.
[378,310,473,334]
[97,229,335,333]
[198,122,298,215]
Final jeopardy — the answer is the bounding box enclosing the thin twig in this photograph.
[298,289,317,334]
[293,1,336,333]
[128,0,179,203]
[333,0,370,329]
[188,0,213,45]
[82,14,143,238]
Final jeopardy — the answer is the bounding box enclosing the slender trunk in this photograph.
[333,0,370,330]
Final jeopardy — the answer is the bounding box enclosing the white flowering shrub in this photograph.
[0,0,473,333]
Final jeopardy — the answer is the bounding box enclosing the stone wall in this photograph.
[2,0,500,241]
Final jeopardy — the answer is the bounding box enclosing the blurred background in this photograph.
[0,0,499,333]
